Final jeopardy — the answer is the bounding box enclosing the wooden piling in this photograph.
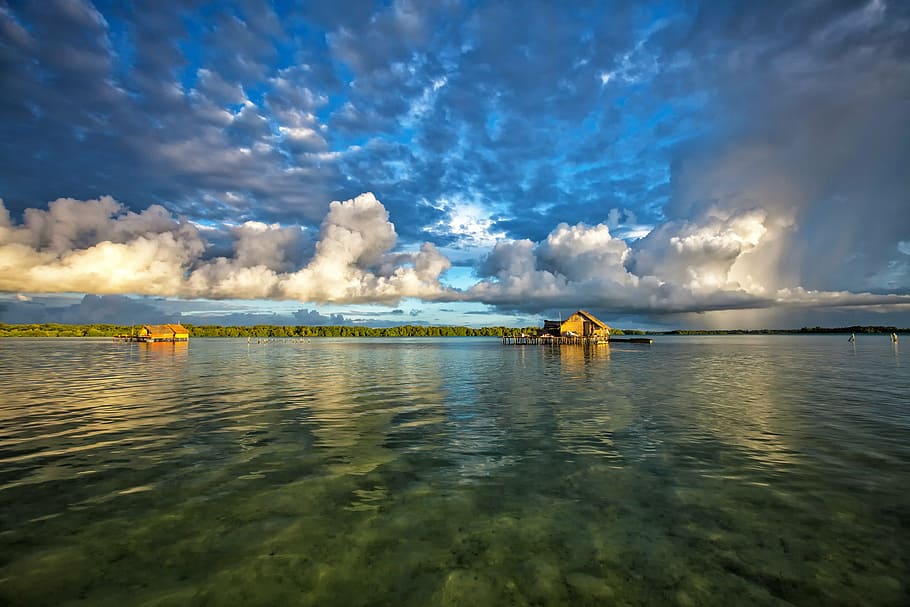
[501,335,652,346]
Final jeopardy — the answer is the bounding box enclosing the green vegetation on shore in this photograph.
[0,323,536,338]
[0,323,905,338]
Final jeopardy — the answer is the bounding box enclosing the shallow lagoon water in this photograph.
[0,336,907,606]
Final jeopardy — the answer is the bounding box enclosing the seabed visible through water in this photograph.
[0,336,907,605]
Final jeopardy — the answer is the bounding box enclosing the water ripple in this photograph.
[0,336,908,606]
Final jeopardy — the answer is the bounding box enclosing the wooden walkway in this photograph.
[501,335,652,346]
[112,335,188,343]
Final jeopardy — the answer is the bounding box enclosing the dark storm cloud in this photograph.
[0,294,372,326]
[0,294,179,325]
[649,0,910,295]
[292,308,347,325]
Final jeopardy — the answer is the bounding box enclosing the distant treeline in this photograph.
[661,326,906,335]
[0,323,903,338]
[185,324,538,337]
[0,323,537,338]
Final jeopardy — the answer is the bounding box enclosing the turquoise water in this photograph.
[0,336,907,606]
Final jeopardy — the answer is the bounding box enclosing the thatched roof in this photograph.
[570,310,610,329]
[143,324,188,335]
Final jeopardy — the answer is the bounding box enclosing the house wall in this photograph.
[137,325,189,341]
[591,326,610,338]
[560,313,610,337]
[560,314,587,336]
[542,320,562,336]
[168,325,189,340]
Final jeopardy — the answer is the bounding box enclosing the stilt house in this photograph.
[137,324,189,342]
[542,310,611,338]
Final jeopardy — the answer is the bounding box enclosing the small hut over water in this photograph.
[504,310,651,345]
[543,310,611,338]
[136,324,189,342]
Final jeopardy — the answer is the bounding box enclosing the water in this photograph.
[0,336,907,606]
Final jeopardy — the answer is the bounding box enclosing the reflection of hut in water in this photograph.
[136,324,189,342]
[556,339,610,371]
[542,310,611,338]
[139,340,189,363]
[504,310,651,345]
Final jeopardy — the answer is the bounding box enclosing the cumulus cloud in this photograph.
[537,222,632,282]
[630,208,771,292]
[183,220,308,299]
[232,221,307,271]
[0,193,454,305]
[1,192,907,321]
[657,1,910,297]
[280,194,452,303]
[469,210,910,315]
[0,196,205,296]
[471,222,638,312]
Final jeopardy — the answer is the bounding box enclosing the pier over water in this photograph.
[503,310,653,346]
[501,335,653,346]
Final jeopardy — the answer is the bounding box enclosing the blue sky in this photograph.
[1,0,909,329]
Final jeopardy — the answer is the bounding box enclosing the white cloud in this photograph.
[0,196,205,296]
[468,209,910,314]
[0,233,203,296]
[194,68,245,105]
[537,222,631,282]
[471,222,641,310]
[279,193,452,303]
[403,76,447,127]
[279,125,327,153]
[2,195,908,316]
[0,194,454,305]
[424,196,507,249]
[631,208,768,291]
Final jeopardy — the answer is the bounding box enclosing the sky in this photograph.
[1,0,909,330]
